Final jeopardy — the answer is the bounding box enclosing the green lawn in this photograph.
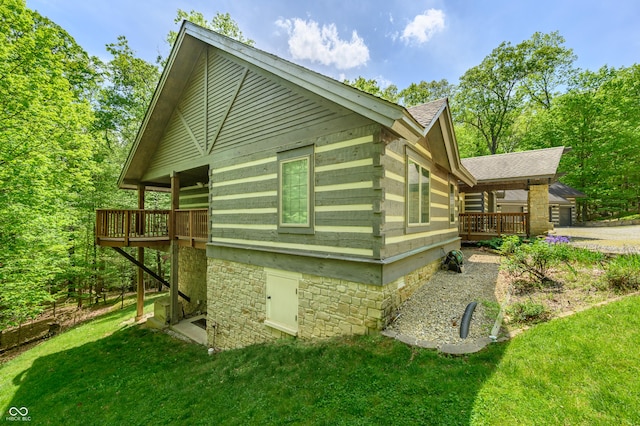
[2,294,639,425]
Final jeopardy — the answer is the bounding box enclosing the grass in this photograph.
[1,294,640,425]
[472,295,640,425]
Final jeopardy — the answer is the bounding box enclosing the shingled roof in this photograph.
[500,182,581,205]
[407,98,447,130]
[549,181,586,199]
[461,147,565,183]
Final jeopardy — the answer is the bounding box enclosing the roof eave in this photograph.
[184,22,406,130]
[118,22,197,190]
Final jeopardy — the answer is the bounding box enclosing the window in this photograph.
[281,158,308,225]
[449,183,456,223]
[407,159,430,225]
[278,145,314,233]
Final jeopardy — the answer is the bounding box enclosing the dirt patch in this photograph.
[502,262,622,332]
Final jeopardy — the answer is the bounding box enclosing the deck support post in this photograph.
[136,184,145,321]
[169,172,180,325]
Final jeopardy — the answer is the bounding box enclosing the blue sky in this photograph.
[26,0,640,90]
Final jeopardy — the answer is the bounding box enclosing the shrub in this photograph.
[605,254,640,292]
[502,239,558,283]
[477,237,505,250]
[506,300,550,324]
[499,235,523,256]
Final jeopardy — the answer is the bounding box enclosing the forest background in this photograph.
[1,1,638,332]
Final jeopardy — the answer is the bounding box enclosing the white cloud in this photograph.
[275,18,369,70]
[401,9,446,45]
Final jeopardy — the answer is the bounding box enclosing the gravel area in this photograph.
[555,225,640,254]
[385,248,509,347]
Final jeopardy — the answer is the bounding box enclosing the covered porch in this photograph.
[458,147,568,241]
[96,167,210,326]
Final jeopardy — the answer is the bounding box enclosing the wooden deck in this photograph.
[459,212,529,241]
[96,209,208,249]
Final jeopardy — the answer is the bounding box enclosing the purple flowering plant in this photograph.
[545,235,570,244]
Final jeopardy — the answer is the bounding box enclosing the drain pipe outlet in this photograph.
[459,302,478,339]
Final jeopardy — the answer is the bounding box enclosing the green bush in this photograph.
[502,238,558,283]
[552,243,606,265]
[477,237,505,250]
[605,254,640,292]
[507,300,550,324]
[498,235,524,255]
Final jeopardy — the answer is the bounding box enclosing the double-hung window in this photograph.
[278,145,314,233]
[407,157,430,226]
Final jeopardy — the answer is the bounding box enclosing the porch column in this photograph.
[528,184,552,236]
[169,172,180,324]
[136,184,145,321]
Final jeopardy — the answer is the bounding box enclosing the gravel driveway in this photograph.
[554,225,640,253]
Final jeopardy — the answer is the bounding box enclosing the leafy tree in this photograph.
[344,76,399,103]
[454,31,575,155]
[167,9,255,47]
[522,65,640,219]
[94,36,160,148]
[519,32,577,109]
[398,79,454,107]
[0,0,99,326]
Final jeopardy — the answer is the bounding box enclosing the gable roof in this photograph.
[407,99,447,131]
[460,147,566,191]
[461,147,565,182]
[119,21,474,189]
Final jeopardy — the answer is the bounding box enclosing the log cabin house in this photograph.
[96,21,563,349]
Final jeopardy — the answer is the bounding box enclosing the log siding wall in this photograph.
[141,43,462,266]
[209,128,381,259]
[379,131,460,260]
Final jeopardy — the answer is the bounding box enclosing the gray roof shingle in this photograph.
[461,147,565,182]
[407,98,447,129]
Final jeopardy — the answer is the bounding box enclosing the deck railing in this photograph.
[459,212,529,240]
[175,209,209,244]
[96,209,208,248]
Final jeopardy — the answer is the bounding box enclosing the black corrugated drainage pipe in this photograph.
[459,302,478,339]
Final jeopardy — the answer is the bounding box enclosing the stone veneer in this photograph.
[528,184,552,236]
[178,246,208,316]
[206,257,441,350]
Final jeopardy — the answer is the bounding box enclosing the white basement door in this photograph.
[265,269,299,335]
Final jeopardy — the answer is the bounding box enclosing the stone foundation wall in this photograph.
[207,259,289,350]
[207,257,441,350]
[298,259,439,338]
[178,247,208,316]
